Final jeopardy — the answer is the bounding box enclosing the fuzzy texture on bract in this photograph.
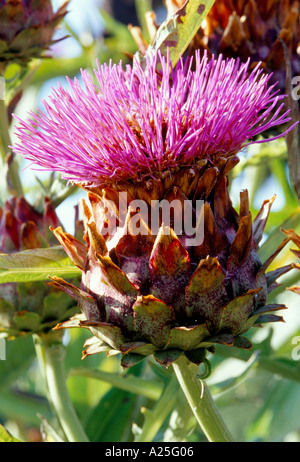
[13,51,295,187]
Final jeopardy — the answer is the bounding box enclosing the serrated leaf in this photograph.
[0,246,81,283]
[139,0,216,67]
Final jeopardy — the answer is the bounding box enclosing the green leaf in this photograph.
[0,391,52,428]
[85,387,136,442]
[0,424,21,442]
[69,366,163,401]
[0,246,81,283]
[139,0,216,67]
[83,362,146,442]
[246,380,300,442]
[210,352,259,395]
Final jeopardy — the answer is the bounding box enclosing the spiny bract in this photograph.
[50,169,297,369]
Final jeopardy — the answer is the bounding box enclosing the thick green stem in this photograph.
[135,375,179,443]
[33,335,89,442]
[135,377,178,443]
[173,355,234,442]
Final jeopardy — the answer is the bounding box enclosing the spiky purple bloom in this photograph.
[14,51,294,186]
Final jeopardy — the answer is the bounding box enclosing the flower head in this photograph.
[14,51,293,187]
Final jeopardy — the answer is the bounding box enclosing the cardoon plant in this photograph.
[14,50,298,361]
[13,50,299,441]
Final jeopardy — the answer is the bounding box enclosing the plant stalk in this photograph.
[135,375,179,442]
[33,334,89,442]
[173,355,234,442]
[69,367,163,401]
[0,98,23,197]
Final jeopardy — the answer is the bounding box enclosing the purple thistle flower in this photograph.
[14,51,295,187]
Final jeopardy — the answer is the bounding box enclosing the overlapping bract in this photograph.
[14,51,294,186]
[0,196,79,337]
[0,0,68,67]
[51,160,297,368]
